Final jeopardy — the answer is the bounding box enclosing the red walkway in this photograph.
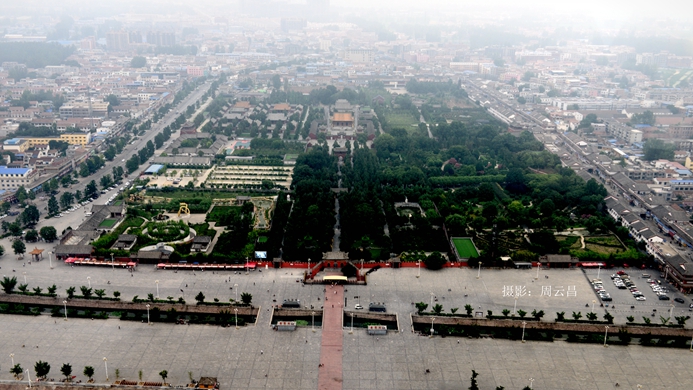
[318,285,344,390]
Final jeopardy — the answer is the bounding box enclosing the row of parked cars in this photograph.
[592,279,612,301]
[610,272,650,301]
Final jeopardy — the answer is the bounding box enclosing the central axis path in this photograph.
[318,285,344,390]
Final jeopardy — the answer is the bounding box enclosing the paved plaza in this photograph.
[1,260,692,389]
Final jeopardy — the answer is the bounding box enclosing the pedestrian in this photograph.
[260,350,263,354]
[332,304,334,308]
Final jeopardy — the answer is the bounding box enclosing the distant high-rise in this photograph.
[106,31,129,51]
[146,31,176,47]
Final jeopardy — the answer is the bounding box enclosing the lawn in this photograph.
[98,219,118,228]
[206,205,241,225]
[384,109,419,129]
[452,238,479,258]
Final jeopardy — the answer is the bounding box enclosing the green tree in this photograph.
[415,302,428,314]
[85,180,98,199]
[80,286,92,298]
[40,226,58,242]
[131,56,147,68]
[60,363,72,381]
[195,291,205,303]
[83,366,94,381]
[572,311,582,321]
[643,138,675,161]
[20,204,40,225]
[1,276,18,293]
[34,360,50,379]
[432,304,443,314]
[517,96,526,104]
[15,186,28,203]
[517,309,527,318]
[159,370,168,385]
[464,304,473,315]
[24,229,38,242]
[12,240,25,257]
[423,251,446,270]
[586,312,598,321]
[578,113,599,129]
[66,286,76,298]
[60,192,74,209]
[94,289,106,298]
[11,363,23,379]
[241,292,253,305]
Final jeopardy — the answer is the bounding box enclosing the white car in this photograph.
[635,296,646,301]
[355,304,363,310]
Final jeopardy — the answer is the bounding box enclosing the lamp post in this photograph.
[430,292,434,311]
[111,253,114,270]
[349,313,354,334]
[417,261,421,278]
[146,304,151,325]
[535,263,540,280]
[245,257,249,275]
[10,353,14,366]
[87,276,91,288]
[234,284,238,303]
[521,321,527,343]
[513,296,518,315]
[665,265,669,281]
[22,272,26,284]
[597,263,601,280]
[312,311,316,332]
[429,317,435,338]
[63,300,68,321]
[103,357,108,381]
[26,369,31,388]
[670,304,674,320]
[529,378,534,390]
[604,326,609,347]
[234,308,238,329]
[476,262,481,279]
[155,280,159,299]
[591,300,596,313]
[49,251,53,269]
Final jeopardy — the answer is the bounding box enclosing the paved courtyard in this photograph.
[1,262,692,389]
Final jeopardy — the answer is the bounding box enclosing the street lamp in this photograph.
[604,326,609,347]
[49,251,53,269]
[417,261,421,278]
[513,296,518,315]
[155,280,159,299]
[476,262,481,279]
[349,313,354,334]
[146,304,151,325]
[10,353,14,366]
[529,378,534,390]
[63,300,68,321]
[430,292,434,311]
[87,276,91,288]
[535,263,540,280]
[312,311,316,332]
[234,308,238,329]
[103,357,108,381]
[26,369,31,388]
[591,300,596,313]
[234,284,238,303]
[22,272,26,284]
[669,304,674,320]
[429,317,435,338]
[597,263,601,280]
[521,321,527,343]
[111,253,114,270]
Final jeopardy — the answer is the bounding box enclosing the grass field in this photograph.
[384,109,419,129]
[206,205,241,224]
[452,238,479,258]
[98,218,118,228]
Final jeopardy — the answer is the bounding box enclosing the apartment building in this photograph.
[0,167,37,190]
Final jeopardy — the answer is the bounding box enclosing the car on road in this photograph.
[675,298,685,304]
[355,304,363,310]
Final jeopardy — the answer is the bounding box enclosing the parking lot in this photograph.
[583,268,693,320]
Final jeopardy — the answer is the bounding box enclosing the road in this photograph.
[5,80,214,239]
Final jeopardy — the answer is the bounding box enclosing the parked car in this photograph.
[674,298,685,304]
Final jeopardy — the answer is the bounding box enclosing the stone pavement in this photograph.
[1,265,692,389]
[318,285,343,390]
